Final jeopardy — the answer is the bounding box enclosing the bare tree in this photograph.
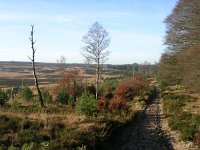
[82,22,111,99]
[165,0,200,53]
[29,25,44,107]
[156,0,200,87]
[56,55,67,73]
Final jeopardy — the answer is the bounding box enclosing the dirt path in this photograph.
[96,93,173,150]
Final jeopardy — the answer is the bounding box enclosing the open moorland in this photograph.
[0,61,122,88]
[0,61,158,149]
[1,0,200,149]
[1,61,199,150]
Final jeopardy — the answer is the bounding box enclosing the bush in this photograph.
[99,79,118,98]
[0,116,18,134]
[97,97,110,112]
[11,100,21,110]
[162,93,192,114]
[169,113,197,141]
[0,90,8,106]
[19,129,43,144]
[56,90,69,105]
[21,142,38,150]
[113,81,133,100]
[20,87,32,101]
[109,96,129,113]
[41,88,52,104]
[75,93,97,116]
[8,145,19,150]
[86,85,96,96]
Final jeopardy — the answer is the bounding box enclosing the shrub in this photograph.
[169,113,197,141]
[75,93,97,116]
[0,116,18,134]
[13,87,21,93]
[21,142,38,150]
[11,100,21,110]
[50,123,65,139]
[20,87,32,101]
[162,93,191,114]
[7,145,19,150]
[41,88,52,104]
[86,84,96,96]
[19,129,43,144]
[131,75,149,96]
[58,69,83,102]
[97,97,110,112]
[113,81,133,100]
[99,79,118,97]
[6,87,22,100]
[109,95,129,113]
[0,90,8,106]
[56,90,69,105]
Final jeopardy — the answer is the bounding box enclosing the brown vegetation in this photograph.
[156,0,200,93]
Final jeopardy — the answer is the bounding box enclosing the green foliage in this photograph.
[0,116,18,134]
[99,79,118,99]
[50,123,65,139]
[41,88,52,104]
[0,89,8,106]
[0,76,151,149]
[21,142,49,150]
[169,112,199,141]
[162,91,200,142]
[20,87,32,101]
[75,93,97,116]
[0,146,3,150]
[162,93,191,114]
[11,100,21,110]
[8,145,19,150]
[76,145,87,150]
[19,129,44,144]
[6,87,22,100]
[55,90,69,105]
[13,87,22,95]
[21,142,38,150]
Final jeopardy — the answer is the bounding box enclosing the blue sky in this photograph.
[0,0,178,64]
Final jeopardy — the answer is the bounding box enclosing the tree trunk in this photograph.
[32,60,44,107]
[30,25,44,107]
[96,58,100,100]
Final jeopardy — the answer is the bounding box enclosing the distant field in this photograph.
[0,61,121,88]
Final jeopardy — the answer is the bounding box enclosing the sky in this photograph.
[0,0,178,64]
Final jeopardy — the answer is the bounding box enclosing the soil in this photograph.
[96,90,198,150]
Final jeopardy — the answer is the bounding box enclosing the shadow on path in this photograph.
[95,92,173,150]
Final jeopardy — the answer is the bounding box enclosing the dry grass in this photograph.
[0,62,119,89]
[0,107,92,132]
[183,93,200,114]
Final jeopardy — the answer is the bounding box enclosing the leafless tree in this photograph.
[164,0,200,53]
[82,22,111,99]
[156,0,200,87]
[29,25,44,107]
[56,55,67,73]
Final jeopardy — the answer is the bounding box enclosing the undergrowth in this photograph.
[0,76,154,149]
[162,91,200,145]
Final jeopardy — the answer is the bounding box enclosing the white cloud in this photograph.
[0,13,72,23]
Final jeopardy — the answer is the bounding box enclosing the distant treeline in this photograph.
[107,63,155,77]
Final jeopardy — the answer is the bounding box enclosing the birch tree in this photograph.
[82,22,111,99]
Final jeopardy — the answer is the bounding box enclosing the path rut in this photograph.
[96,93,173,150]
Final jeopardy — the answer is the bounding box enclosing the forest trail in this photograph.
[97,91,173,150]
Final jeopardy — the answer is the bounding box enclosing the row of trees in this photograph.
[30,22,111,106]
[156,0,200,92]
